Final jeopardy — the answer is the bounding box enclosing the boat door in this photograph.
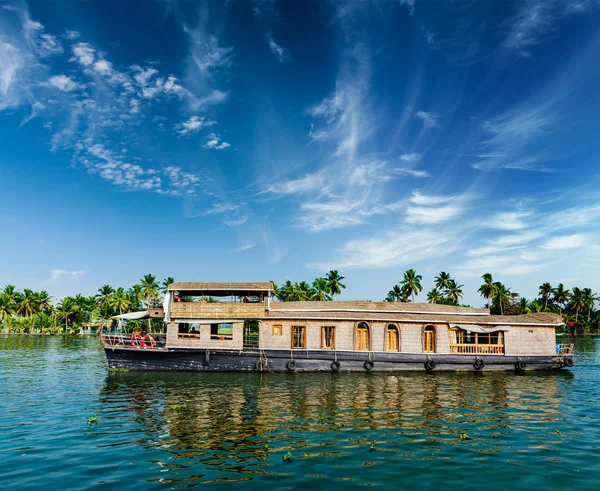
[243,320,260,349]
[424,325,436,353]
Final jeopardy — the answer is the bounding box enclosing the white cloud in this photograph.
[393,168,430,178]
[488,211,533,231]
[406,204,462,224]
[174,115,216,136]
[187,32,233,76]
[63,30,80,40]
[237,243,255,252]
[542,234,586,250]
[267,35,290,62]
[0,42,22,104]
[2,5,19,12]
[493,231,545,247]
[71,42,95,66]
[37,34,63,58]
[309,228,461,269]
[415,110,437,128]
[503,0,593,55]
[399,153,421,163]
[200,203,239,215]
[50,270,86,280]
[48,74,78,92]
[93,59,112,75]
[266,172,326,195]
[203,132,230,150]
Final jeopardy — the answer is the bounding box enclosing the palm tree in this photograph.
[56,297,78,332]
[298,281,314,301]
[400,269,423,302]
[275,280,293,302]
[445,279,464,304]
[325,270,346,297]
[570,287,586,324]
[478,273,495,310]
[581,288,596,322]
[0,293,17,322]
[140,274,159,304]
[35,312,54,335]
[427,288,443,304]
[128,284,144,310]
[387,284,405,302]
[526,300,543,314]
[492,282,511,315]
[538,282,554,311]
[311,278,332,301]
[162,277,175,294]
[17,288,38,317]
[109,287,131,315]
[434,272,451,292]
[37,291,53,313]
[96,285,114,307]
[553,283,570,315]
[2,285,21,305]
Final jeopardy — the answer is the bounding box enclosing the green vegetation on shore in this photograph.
[1,269,598,334]
[0,275,171,335]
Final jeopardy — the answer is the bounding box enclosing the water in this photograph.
[1,337,599,490]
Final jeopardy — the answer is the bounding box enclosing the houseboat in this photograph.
[102,281,573,372]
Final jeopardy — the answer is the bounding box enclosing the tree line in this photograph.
[0,274,172,335]
[385,269,599,333]
[272,271,346,301]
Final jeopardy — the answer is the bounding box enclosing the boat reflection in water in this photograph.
[99,370,572,487]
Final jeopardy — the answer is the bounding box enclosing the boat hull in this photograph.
[104,346,570,372]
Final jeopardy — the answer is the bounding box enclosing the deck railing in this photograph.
[449,343,504,355]
[170,302,265,319]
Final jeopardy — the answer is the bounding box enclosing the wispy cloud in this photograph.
[267,34,290,62]
[415,110,437,128]
[50,270,86,280]
[502,0,595,55]
[542,234,586,250]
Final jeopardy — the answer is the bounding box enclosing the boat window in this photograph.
[178,322,200,340]
[272,325,283,336]
[291,326,306,349]
[321,326,335,349]
[424,325,436,353]
[210,323,233,340]
[386,324,400,352]
[355,322,370,351]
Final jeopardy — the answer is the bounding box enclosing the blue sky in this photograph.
[2,0,600,306]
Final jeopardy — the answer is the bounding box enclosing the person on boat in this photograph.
[141,330,156,349]
[130,330,142,348]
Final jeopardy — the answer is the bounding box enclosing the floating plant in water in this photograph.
[555,429,561,434]
[459,433,471,441]
[369,443,376,452]
[283,452,292,462]
[87,414,99,424]
[169,404,187,411]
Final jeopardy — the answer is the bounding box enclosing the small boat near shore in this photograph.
[102,281,573,372]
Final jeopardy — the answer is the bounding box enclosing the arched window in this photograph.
[355,322,370,351]
[424,325,436,353]
[386,324,400,352]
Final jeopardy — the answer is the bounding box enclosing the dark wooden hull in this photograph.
[104,346,570,372]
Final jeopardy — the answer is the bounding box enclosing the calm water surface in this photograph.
[1,336,599,490]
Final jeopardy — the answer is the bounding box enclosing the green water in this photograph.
[1,337,599,490]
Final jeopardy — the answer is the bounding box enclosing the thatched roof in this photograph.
[168,282,274,296]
